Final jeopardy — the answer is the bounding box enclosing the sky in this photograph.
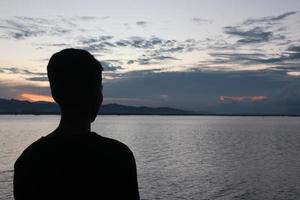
[0,0,300,114]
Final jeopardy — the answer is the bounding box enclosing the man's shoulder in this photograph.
[93,133,134,156]
[96,134,127,147]
[14,137,45,168]
[15,132,134,167]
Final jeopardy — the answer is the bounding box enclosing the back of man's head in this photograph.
[47,49,103,112]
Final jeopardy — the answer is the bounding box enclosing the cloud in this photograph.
[71,35,196,56]
[0,16,74,39]
[18,92,53,102]
[287,71,300,77]
[206,11,300,72]
[251,96,268,102]
[152,55,179,61]
[100,16,110,20]
[38,43,70,47]
[80,35,114,44]
[286,45,300,60]
[136,21,148,27]
[127,60,134,64]
[73,16,109,21]
[49,35,199,70]
[0,15,110,40]
[0,67,48,83]
[76,35,198,66]
[77,35,115,52]
[25,76,49,82]
[239,44,300,64]
[75,27,298,73]
[208,52,266,65]
[0,67,46,76]
[159,94,169,101]
[224,26,274,44]
[1,66,300,114]
[34,42,71,50]
[133,54,179,65]
[219,96,267,103]
[103,69,300,113]
[0,22,46,39]
[101,61,123,71]
[0,16,72,39]
[243,11,297,25]
[113,36,199,53]
[205,42,300,71]
[0,81,51,100]
[192,18,212,24]
[104,96,150,105]
[221,11,297,48]
[128,36,155,48]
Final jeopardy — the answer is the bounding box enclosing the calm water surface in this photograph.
[0,115,300,200]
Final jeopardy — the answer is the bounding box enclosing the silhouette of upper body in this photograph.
[13,49,140,200]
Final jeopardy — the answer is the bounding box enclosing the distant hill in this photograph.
[0,98,59,114]
[100,103,191,115]
[0,98,192,115]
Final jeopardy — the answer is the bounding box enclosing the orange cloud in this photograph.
[220,96,267,103]
[219,96,245,102]
[19,92,54,102]
[250,96,267,102]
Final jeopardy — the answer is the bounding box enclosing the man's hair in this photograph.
[47,49,103,108]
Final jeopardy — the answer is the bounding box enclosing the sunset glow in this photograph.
[0,0,299,114]
[287,71,300,77]
[219,96,267,103]
[19,93,54,102]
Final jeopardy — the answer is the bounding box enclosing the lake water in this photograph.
[0,115,300,200]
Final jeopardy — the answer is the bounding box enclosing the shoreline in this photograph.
[1,113,300,117]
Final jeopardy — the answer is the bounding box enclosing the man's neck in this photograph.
[53,112,91,136]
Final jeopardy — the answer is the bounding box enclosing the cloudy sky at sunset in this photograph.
[0,0,300,114]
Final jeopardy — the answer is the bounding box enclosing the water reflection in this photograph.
[1,115,300,200]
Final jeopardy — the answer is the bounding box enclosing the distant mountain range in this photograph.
[1,98,299,116]
[0,98,193,115]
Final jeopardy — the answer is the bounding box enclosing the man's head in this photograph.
[47,48,103,122]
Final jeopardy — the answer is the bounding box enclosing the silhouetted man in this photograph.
[14,49,140,200]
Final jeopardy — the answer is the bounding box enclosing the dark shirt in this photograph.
[14,132,140,200]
